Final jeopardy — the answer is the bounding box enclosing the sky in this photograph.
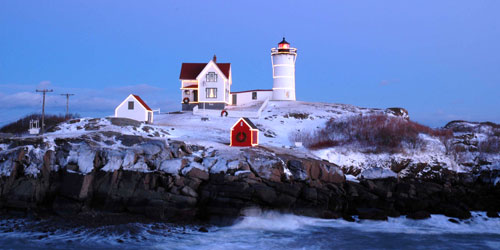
[1,0,499,127]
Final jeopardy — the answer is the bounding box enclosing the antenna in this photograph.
[36,89,54,135]
[60,93,75,120]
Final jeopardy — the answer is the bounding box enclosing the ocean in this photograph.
[0,211,499,250]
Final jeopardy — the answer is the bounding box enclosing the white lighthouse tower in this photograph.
[271,37,297,101]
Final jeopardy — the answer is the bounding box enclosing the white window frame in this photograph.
[206,88,217,98]
[206,72,217,82]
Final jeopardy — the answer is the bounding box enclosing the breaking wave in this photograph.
[0,212,499,249]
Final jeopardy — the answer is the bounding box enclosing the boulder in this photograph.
[184,166,209,181]
[357,208,388,221]
[107,117,142,127]
[406,211,431,220]
[385,107,409,120]
[441,205,471,219]
[486,210,499,218]
[252,183,277,205]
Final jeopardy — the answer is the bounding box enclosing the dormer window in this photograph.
[206,72,217,82]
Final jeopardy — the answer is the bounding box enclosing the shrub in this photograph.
[478,137,500,154]
[294,114,452,153]
[284,113,309,119]
[0,113,80,134]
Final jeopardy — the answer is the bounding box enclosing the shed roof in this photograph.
[132,94,152,111]
[242,117,258,130]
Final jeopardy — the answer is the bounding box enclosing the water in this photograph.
[0,211,499,250]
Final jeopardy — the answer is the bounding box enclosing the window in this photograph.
[128,101,134,110]
[184,90,190,95]
[206,72,217,82]
[206,88,217,98]
[252,92,257,100]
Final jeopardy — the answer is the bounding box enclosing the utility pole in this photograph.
[60,93,74,120]
[36,89,53,135]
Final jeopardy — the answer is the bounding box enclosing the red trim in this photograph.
[132,94,152,111]
[230,89,272,94]
[183,84,198,89]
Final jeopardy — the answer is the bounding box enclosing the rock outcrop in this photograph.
[0,129,499,224]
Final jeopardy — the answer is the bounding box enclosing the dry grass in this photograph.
[292,114,452,153]
[0,113,79,134]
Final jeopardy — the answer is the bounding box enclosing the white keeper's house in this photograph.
[115,94,154,123]
[179,38,297,112]
[179,55,232,111]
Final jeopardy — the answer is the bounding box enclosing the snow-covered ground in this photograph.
[1,101,498,180]
[155,101,380,147]
[153,101,498,179]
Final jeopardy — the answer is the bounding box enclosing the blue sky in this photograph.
[1,0,499,127]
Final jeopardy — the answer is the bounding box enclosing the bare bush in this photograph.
[0,113,80,134]
[478,137,500,154]
[284,113,309,119]
[296,114,452,153]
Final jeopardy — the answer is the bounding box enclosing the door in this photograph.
[148,112,152,123]
[193,90,198,102]
[232,94,237,105]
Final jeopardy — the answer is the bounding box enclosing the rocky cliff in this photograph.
[0,118,499,224]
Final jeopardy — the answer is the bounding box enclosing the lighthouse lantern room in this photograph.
[271,37,297,101]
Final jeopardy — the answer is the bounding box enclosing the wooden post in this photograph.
[36,89,53,135]
[60,93,74,120]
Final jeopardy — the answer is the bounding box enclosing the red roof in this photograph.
[132,94,152,111]
[183,84,198,89]
[180,62,231,80]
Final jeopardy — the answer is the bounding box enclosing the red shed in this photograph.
[230,118,259,147]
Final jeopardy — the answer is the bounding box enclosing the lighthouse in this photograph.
[271,37,297,101]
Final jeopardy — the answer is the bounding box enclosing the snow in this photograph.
[360,167,397,180]
[0,158,13,177]
[181,162,207,176]
[128,159,149,172]
[0,101,498,180]
[77,146,96,174]
[153,101,378,148]
[210,159,228,174]
[494,177,500,186]
[159,159,184,175]
[226,161,240,170]
[101,151,123,172]
[235,170,251,176]
[24,163,40,177]
[122,151,136,169]
[345,174,359,183]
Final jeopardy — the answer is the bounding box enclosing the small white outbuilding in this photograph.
[115,94,153,123]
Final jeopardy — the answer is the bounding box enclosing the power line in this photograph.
[60,93,75,120]
[36,89,53,135]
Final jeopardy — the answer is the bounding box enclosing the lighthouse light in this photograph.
[279,43,290,49]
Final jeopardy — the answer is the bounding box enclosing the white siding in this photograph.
[232,91,272,105]
[272,51,296,101]
[196,62,229,104]
[115,95,152,122]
